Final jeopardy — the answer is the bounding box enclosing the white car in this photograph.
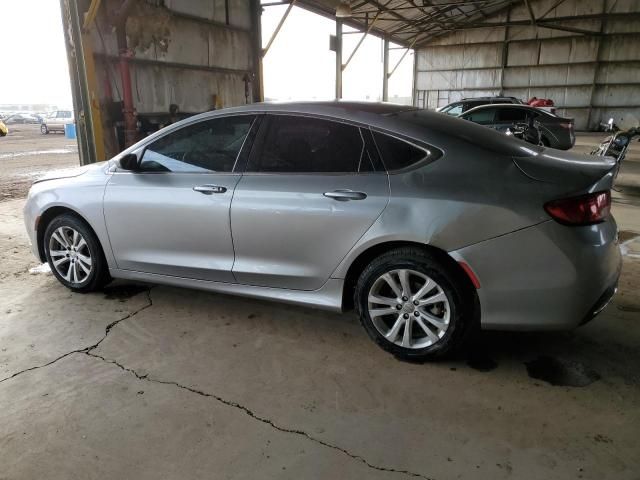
[41,110,74,134]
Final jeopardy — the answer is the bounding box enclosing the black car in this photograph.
[437,96,523,116]
[460,104,575,150]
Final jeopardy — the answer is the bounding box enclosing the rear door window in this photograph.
[248,115,372,173]
[463,108,496,124]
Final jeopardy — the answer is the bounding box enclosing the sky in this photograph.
[0,1,412,107]
[261,5,413,103]
[0,0,73,107]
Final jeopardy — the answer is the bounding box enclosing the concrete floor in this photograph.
[1,128,640,479]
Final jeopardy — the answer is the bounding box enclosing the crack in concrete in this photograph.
[83,350,433,480]
[0,287,154,385]
[1,285,432,478]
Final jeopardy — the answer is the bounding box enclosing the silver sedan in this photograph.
[23,102,622,360]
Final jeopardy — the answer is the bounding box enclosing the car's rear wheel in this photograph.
[40,124,48,134]
[355,247,475,361]
[44,214,111,293]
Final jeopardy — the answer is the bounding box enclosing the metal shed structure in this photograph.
[300,0,640,130]
[410,0,640,130]
[61,0,640,165]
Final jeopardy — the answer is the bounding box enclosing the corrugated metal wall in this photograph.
[90,0,258,114]
[62,0,260,162]
[414,0,640,130]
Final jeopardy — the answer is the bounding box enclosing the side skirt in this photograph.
[109,269,345,312]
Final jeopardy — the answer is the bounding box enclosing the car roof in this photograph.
[461,103,541,114]
[250,101,416,116]
[178,101,420,127]
[461,96,518,101]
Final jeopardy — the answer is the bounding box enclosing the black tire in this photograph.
[355,247,477,361]
[44,213,111,293]
[40,124,48,134]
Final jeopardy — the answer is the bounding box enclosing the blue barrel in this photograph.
[64,123,76,139]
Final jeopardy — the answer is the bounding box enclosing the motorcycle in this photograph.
[505,117,543,146]
[598,117,619,133]
[591,127,640,163]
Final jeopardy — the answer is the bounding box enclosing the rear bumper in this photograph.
[580,283,617,326]
[451,217,622,330]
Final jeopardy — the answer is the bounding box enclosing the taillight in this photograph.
[559,122,573,130]
[544,191,611,226]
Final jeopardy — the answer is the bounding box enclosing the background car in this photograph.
[437,96,523,116]
[41,110,74,134]
[459,104,575,149]
[3,113,41,124]
[23,102,619,361]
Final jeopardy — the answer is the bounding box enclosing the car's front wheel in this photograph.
[355,247,475,361]
[40,124,48,134]
[44,214,111,293]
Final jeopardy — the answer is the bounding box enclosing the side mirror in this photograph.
[119,153,139,171]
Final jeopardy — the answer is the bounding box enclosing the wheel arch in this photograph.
[36,206,104,263]
[340,240,478,311]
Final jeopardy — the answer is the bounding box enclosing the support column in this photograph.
[65,0,97,164]
[116,28,137,149]
[382,36,389,101]
[335,19,343,100]
[586,0,607,130]
[250,0,264,102]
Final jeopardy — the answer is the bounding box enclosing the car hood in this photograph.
[32,161,107,184]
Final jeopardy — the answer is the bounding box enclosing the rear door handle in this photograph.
[193,184,227,195]
[323,189,367,201]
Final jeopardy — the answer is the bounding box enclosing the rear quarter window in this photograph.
[392,109,544,158]
[372,131,439,172]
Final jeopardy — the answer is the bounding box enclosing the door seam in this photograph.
[228,175,241,283]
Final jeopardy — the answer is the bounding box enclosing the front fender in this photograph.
[23,171,114,267]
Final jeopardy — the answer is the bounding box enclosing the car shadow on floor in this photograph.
[96,278,640,390]
[455,315,640,386]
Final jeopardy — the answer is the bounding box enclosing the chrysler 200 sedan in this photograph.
[23,102,621,360]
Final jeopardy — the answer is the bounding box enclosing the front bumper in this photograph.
[23,195,41,261]
[451,217,622,330]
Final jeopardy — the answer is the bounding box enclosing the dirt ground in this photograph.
[1,127,640,479]
[0,124,78,202]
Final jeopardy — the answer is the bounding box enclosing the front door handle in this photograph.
[193,184,227,195]
[323,189,367,201]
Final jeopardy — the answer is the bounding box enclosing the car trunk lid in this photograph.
[512,149,618,192]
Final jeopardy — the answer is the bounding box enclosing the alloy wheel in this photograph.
[367,268,451,349]
[48,226,93,285]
